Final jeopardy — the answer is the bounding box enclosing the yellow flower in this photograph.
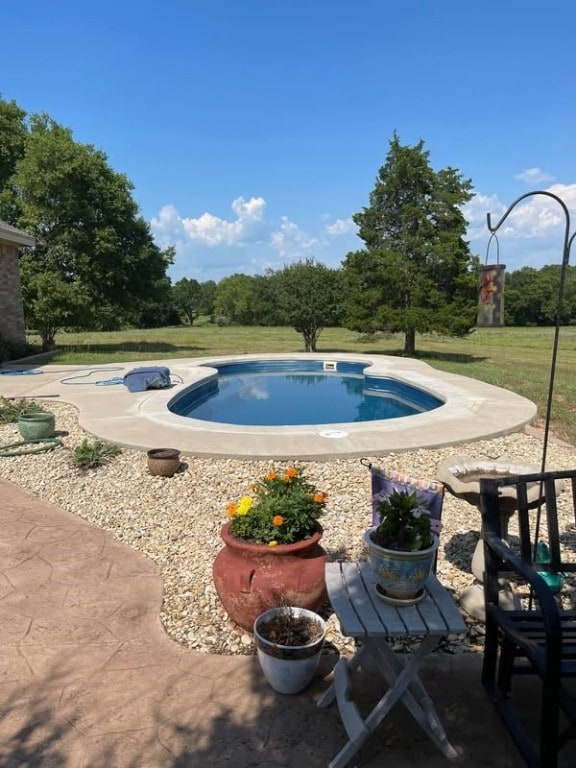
[226,465,325,546]
[236,496,253,516]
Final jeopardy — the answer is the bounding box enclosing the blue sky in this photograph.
[2,0,576,282]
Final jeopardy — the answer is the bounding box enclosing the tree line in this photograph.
[504,265,576,326]
[1,95,569,357]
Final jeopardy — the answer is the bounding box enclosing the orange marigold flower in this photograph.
[313,492,325,504]
[272,515,284,526]
[226,502,237,518]
[266,471,277,481]
[284,467,298,479]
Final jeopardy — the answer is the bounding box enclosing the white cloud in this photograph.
[150,202,181,230]
[490,184,575,240]
[231,196,266,219]
[463,193,505,240]
[180,196,267,246]
[270,217,319,259]
[325,217,357,236]
[465,185,576,240]
[150,203,193,256]
[515,167,555,185]
[464,183,576,270]
[151,197,361,281]
[151,200,267,280]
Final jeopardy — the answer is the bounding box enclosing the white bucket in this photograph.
[253,607,326,694]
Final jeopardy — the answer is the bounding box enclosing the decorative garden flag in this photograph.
[477,264,506,327]
[369,467,444,527]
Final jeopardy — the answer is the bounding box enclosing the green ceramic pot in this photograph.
[17,410,56,440]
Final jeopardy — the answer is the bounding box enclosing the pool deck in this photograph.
[0,353,537,459]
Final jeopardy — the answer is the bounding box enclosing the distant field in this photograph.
[27,324,576,446]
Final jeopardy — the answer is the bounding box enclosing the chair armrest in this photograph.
[483,528,563,661]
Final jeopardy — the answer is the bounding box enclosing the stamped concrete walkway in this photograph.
[1,478,572,768]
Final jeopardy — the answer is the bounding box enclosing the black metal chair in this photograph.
[479,469,576,768]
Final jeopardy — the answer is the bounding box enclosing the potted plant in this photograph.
[212,465,329,631]
[364,489,442,604]
[17,406,55,440]
[253,605,327,694]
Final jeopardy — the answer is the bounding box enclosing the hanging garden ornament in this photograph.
[477,234,505,327]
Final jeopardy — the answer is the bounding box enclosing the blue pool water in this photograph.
[169,360,443,427]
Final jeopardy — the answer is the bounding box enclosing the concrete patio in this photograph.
[2,477,572,767]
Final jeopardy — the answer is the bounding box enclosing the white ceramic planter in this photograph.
[253,607,326,694]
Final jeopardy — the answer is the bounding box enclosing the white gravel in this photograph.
[1,400,575,656]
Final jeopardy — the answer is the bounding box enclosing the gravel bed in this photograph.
[1,400,575,657]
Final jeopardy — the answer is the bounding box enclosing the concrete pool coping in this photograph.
[0,353,537,459]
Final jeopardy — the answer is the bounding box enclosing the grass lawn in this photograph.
[27,324,576,446]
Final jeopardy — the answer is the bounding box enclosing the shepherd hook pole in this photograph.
[486,191,571,473]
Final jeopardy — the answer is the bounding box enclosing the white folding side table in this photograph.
[318,561,467,768]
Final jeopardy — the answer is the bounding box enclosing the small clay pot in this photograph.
[147,448,181,477]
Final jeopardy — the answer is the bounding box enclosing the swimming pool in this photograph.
[127,353,538,459]
[169,359,443,426]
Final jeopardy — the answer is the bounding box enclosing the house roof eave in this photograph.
[0,221,36,248]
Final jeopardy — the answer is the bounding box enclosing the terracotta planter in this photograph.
[213,523,328,632]
[147,448,181,477]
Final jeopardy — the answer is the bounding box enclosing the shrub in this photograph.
[72,439,122,469]
[0,397,45,424]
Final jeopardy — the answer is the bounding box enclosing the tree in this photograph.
[274,259,344,351]
[199,280,217,321]
[134,275,181,328]
[249,273,282,326]
[505,265,576,326]
[0,104,172,329]
[213,274,261,324]
[173,277,203,325]
[0,96,27,191]
[342,133,477,356]
[20,266,90,350]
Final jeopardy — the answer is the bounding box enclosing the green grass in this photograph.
[25,324,576,446]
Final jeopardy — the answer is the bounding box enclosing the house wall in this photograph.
[0,241,27,354]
